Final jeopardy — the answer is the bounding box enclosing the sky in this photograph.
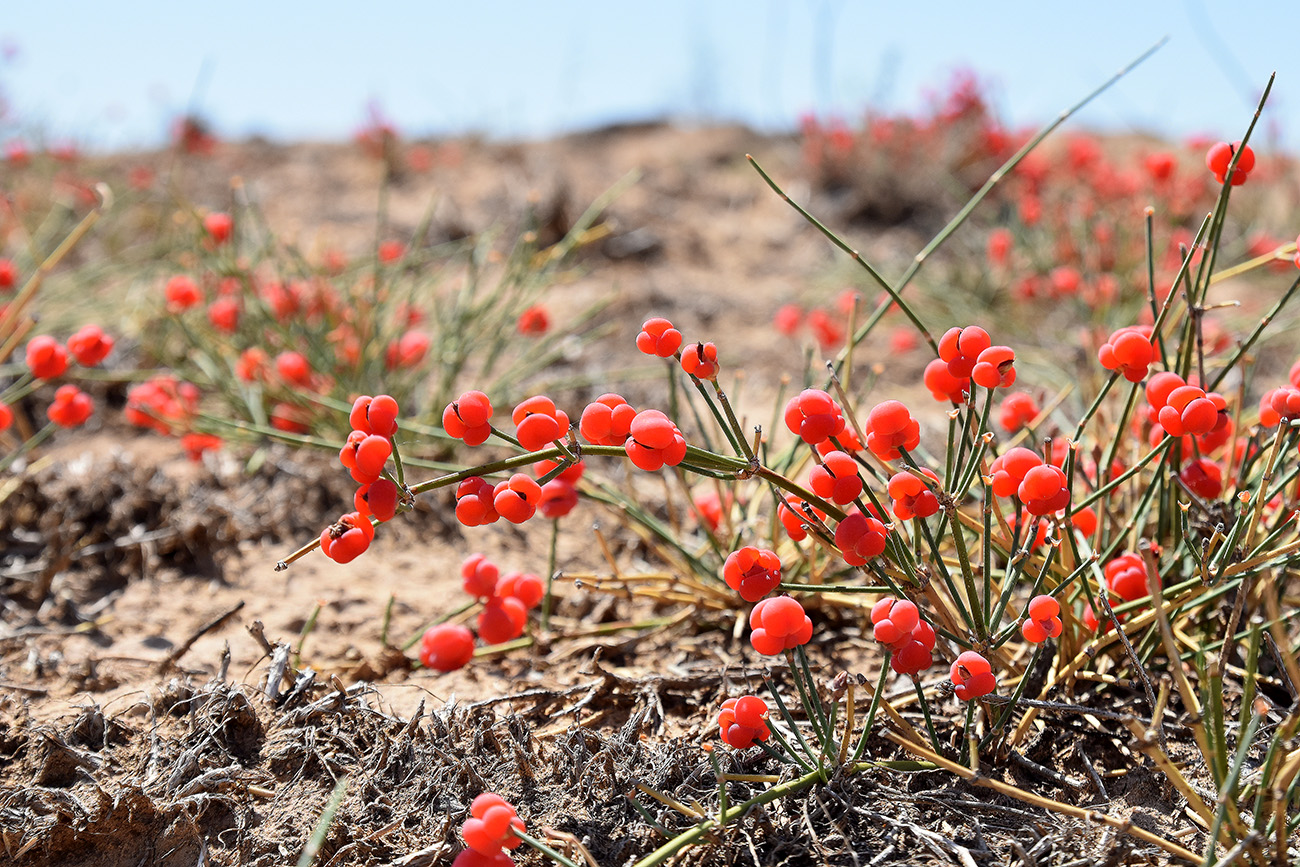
[0,2,1295,152]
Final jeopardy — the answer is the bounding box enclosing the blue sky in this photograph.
[1,2,1294,151]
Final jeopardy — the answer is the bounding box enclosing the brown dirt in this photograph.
[0,125,1260,865]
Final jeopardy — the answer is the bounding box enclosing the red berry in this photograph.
[865,400,920,461]
[516,305,549,335]
[512,396,569,451]
[923,358,968,403]
[165,275,203,311]
[497,572,545,609]
[950,651,996,700]
[625,409,687,471]
[783,389,845,445]
[998,392,1039,433]
[887,468,941,521]
[419,624,474,671]
[356,478,400,521]
[276,351,312,386]
[1098,327,1154,383]
[461,554,500,598]
[492,474,542,523]
[970,345,1016,389]
[478,597,528,644]
[939,326,991,379]
[748,595,813,655]
[47,384,93,428]
[537,479,579,519]
[366,394,400,438]
[681,341,720,380]
[25,336,68,380]
[208,297,240,333]
[1180,458,1223,499]
[636,317,683,357]
[444,391,494,446]
[456,477,500,526]
[319,512,374,564]
[203,211,233,244]
[723,546,783,602]
[809,450,863,505]
[580,393,636,445]
[778,496,826,541]
[354,434,393,478]
[834,511,888,566]
[66,324,114,366]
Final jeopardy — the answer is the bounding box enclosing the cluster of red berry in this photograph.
[716,696,771,749]
[418,554,546,672]
[454,793,525,867]
[870,597,937,676]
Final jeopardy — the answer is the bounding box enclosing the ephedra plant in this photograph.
[281,57,1300,866]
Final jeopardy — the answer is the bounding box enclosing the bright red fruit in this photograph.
[493,474,542,523]
[67,325,114,366]
[204,211,233,244]
[784,389,846,445]
[165,275,203,311]
[998,392,1039,432]
[865,400,920,461]
[723,546,783,602]
[461,793,525,856]
[1018,464,1069,516]
[971,345,1016,389]
[989,447,1043,498]
[717,696,771,749]
[0,403,13,431]
[923,358,968,403]
[0,258,17,290]
[478,597,528,644]
[25,336,68,380]
[579,393,636,445]
[181,433,223,461]
[809,450,863,505]
[1098,326,1155,383]
[419,624,474,672]
[887,469,941,520]
[275,351,312,386]
[624,409,687,471]
[950,651,996,700]
[680,341,720,380]
[512,396,570,451]
[47,384,93,427]
[461,554,500,598]
[355,478,400,521]
[834,511,888,566]
[1020,594,1062,643]
[778,496,826,541]
[537,479,579,519]
[319,512,375,564]
[636,317,683,357]
[1103,552,1155,604]
[516,305,549,335]
[497,572,545,609]
[455,477,500,526]
[1206,140,1255,186]
[386,330,431,369]
[208,297,240,333]
[444,391,493,446]
[748,596,813,655]
[1180,458,1223,499]
[939,325,991,379]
